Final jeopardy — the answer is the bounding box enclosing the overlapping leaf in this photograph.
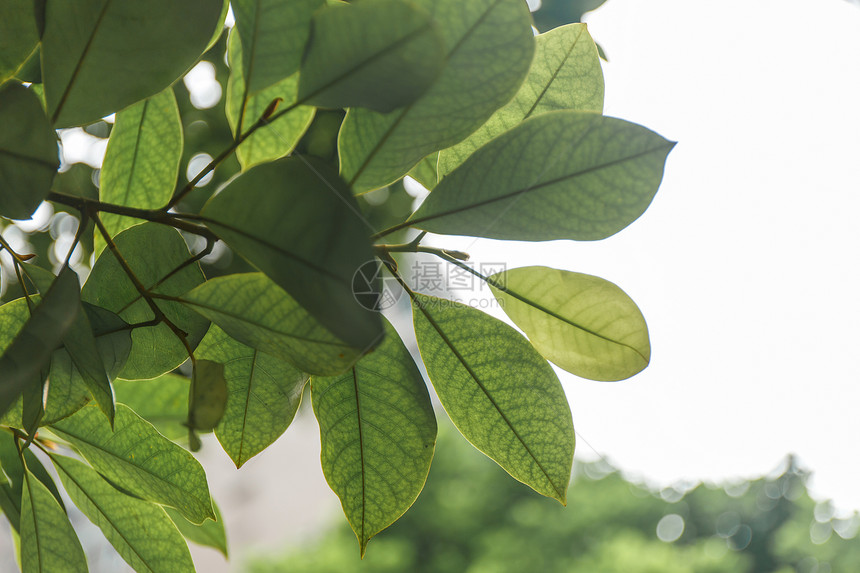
[338,0,535,193]
[312,318,436,554]
[51,404,215,524]
[42,0,223,127]
[412,294,574,503]
[489,267,650,381]
[438,23,604,176]
[0,0,40,85]
[113,374,189,440]
[51,454,196,573]
[0,83,59,220]
[410,111,675,241]
[195,324,307,468]
[199,157,383,350]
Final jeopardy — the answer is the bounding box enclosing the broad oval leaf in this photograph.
[411,293,574,503]
[0,83,59,219]
[232,0,322,95]
[338,0,535,193]
[196,324,307,468]
[42,0,224,127]
[20,469,87,573]
[51,454,196,573]
[489,267,650,381]
[312,318,436,555]
[97,87,184,254]
[113,373,189,441]
[165,503,228,558]
[199,156,383,350]
[0,0,39,85]
[181,273,357,376]
[410,111,675,241]
[225,28,315,171]
[298,0,445,113]
[82,223,209,380]
[438,23,604,176]
[51,404,216,524]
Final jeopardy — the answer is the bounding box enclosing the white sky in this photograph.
[435,0,860,512]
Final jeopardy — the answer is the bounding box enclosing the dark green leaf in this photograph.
[181,273,357,376]
[165,502,228,557]
[42,0,224,127]
[0,83,58,219]
[51,453,196,573]
[199,157,383,350]
[298,0,444,113]
[0,434,24,531]
[410,111,675,241]
[51,404,215,524]
[225,29,315,171]
[438,23,604,176]
[20,467,87,573]
[0,465,19,532]
[195,324,307,467]
[338,0,535,193]
[232,0,322,94]
[489,266,650,381]
[188,359,227,433]
[412,293,574,503]
[113,374,189,441]
[82,223,209,380]
[97,88,183,255]
[533,0,608,32]
[0,0,40,85]
[312,318,436,555]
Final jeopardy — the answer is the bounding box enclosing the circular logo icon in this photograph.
[352,260,402,311]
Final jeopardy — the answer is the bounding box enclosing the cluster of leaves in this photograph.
[0,0,672,570]
[257,426,860,573]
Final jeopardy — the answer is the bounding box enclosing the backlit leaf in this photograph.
[188,359,227,433]
[165,503,228,558]
[113,374,189,441]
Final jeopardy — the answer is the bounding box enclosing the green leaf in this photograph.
[199,157,383,350]
[407,152,438,190]
[338,0,535,193]
[51,404,215,524]
[232,0,321,94]
[20,467,87,573]
[489,267,650,381]
[165,502,228,557]
[0,267,80,421]
[113,374,189,441]
[96,87,183,256]
[42,0,224,127]
[22,450,65,513]
[225,28,315,171]
[195,324,307,468]
[0,0,39,85]
[410,111,675,241]
[0,435,24,531]
[0,83,58,219]
[188,359,227,433]
[438,23,604,176]
[82,223,209,380]
[181,273,357,376]
[411,293,574,503]
[51,453,196,573]
[312,318,436,555]
[533,0,608,32]
[0,467,19,533]
[297,0,445,113]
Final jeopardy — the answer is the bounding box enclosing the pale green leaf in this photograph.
[0,83,58,219]
[20,468,87,573]
[312,318,436,555]
[438,23,604,176]
[97,87,184,256]
[42,0,224,127]
[199,157,383,350]
[489,266,650,381]
[196,324,307,468]
[182,273,357,376]
[82,223,209,380]
[165,503,228,558]
[412,293,574,503]
[113,374,189,441]
[225,29,315,171]
[338,0,534,193]
[407,153,438,190]
[410,111,675,241]
[297,0,445,113]
[232,0,321,94]
[51,453,196,573]
[51,404,216,524]
[0,0,39,85]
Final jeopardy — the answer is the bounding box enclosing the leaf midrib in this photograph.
[523,25,586,120]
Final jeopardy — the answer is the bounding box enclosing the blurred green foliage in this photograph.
[252,423,860,573]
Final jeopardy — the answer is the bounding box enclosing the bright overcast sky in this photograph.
[435,0,860,512]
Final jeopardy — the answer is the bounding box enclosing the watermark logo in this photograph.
[352,260,402,311]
